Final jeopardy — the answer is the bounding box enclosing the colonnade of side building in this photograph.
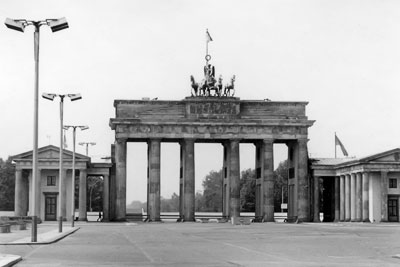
[113,137,310,222]
[312,171,390,223]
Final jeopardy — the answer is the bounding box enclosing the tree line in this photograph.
[128,160,289,213]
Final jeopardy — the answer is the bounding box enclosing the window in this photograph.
[389,178,397,189]
[47,176,56,186]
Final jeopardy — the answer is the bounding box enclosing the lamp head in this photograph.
[48,17,68,32]
[42,93,57,101]
[79,126,89,131]
[5,18,25,32]
[68,93,82,101]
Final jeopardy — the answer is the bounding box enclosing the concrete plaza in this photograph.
[1,221,400,266]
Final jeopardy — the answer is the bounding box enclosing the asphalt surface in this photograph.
[1,221,400,266]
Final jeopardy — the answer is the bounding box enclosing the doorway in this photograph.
[388,197,399,222]
[45,194,57,221]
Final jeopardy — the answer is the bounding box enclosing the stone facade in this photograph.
[311,149,400,223]
[109,97,315,222]
[12,145,112,222]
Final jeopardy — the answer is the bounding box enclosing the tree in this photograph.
[240,168,256,212]
[87,176,103,212]
[273,160,288,211]
[201,170,223,212]
[161,192,179,212]
[0,157,15,211]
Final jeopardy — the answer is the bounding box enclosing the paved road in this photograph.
[1,222,400,266]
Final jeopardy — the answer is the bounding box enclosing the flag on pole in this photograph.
[335,134,348,157]
[206,29,213,43]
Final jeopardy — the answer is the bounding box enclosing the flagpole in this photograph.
[334,132,337,159]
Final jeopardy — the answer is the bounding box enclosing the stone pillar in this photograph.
[148,139,161,222]
[355,172,362,222]
[262,139,274,222]
[313,175,320,222]
[350,173,356,222]
[380,171,388,222]
[340,175,345,221]
[229,139,241,219]
[222,142,231,218]
[254,142,263,221]
[362,172,370,222]
[115,138,127,221]
[14,169,25,216]
[183,139,195,222]
[179,142,185,220]
[78,169,87,221]
[61,168,67,219]
[334,176,340,222]
[102,174,110,222]
[345,174,351,222]
[297,139,310,222]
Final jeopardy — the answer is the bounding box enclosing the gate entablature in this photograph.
[110,98,314,142]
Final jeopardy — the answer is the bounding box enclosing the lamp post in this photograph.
[5,17,69,242]
[42,93,82,232]
[64,125,88,227]
[79,142,96,156]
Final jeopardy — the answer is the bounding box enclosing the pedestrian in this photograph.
[97,211,102,222]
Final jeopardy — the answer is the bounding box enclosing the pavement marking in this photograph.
[116,228,155,263]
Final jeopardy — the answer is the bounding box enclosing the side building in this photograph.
[12,145,112,222]
[311,148,400,223]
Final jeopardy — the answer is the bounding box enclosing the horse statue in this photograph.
[190,75,200,96]
[224,75,235,96]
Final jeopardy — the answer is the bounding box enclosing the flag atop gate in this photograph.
[335,133,348,158]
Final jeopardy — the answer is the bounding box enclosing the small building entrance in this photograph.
[45,194,57,221]
[388,197,398,222]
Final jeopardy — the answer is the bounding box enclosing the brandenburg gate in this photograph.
[109,96,314,222]
[109,33,314,222]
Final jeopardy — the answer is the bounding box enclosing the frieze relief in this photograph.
[117,124,304,137]
[187,102,239,116]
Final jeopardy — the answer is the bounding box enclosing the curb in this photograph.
[0,227,80,245]
[0,254,22,267]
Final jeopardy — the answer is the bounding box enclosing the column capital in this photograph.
[262,139,274,145]
[115,137,128,144]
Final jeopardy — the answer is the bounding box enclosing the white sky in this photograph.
[1,0,400,202]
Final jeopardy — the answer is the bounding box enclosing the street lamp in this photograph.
[42,93,82,232]
[79,142,96,156]
[5,17,69,242]
[64,125,88,227]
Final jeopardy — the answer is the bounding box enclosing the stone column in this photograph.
[115,138,127,221]
[362,172,370,222]
[222,142,231,219]
[61,168,67,220]
[183,139,195,222]
[262,139,274,222]
[229,139,241,219]
[350,173,356,222]
[380,171,388,222]
[254,142,263,221]
[355,172,362,222]
[179,142,185,220]
[148,139,161,222]
[78,169,87,221]
[297,139,310,222]
[102,174,110,222]
[334,176,340,222]
[340,175,345,221]
[313,175,320,222]
[14,169,25,216]
[345,174,351,222]
[36,168,42,219]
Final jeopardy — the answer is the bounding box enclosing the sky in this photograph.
[1,0,400,203]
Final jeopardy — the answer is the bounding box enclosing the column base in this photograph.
[345,218,351,222]
[363,219,371,223]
